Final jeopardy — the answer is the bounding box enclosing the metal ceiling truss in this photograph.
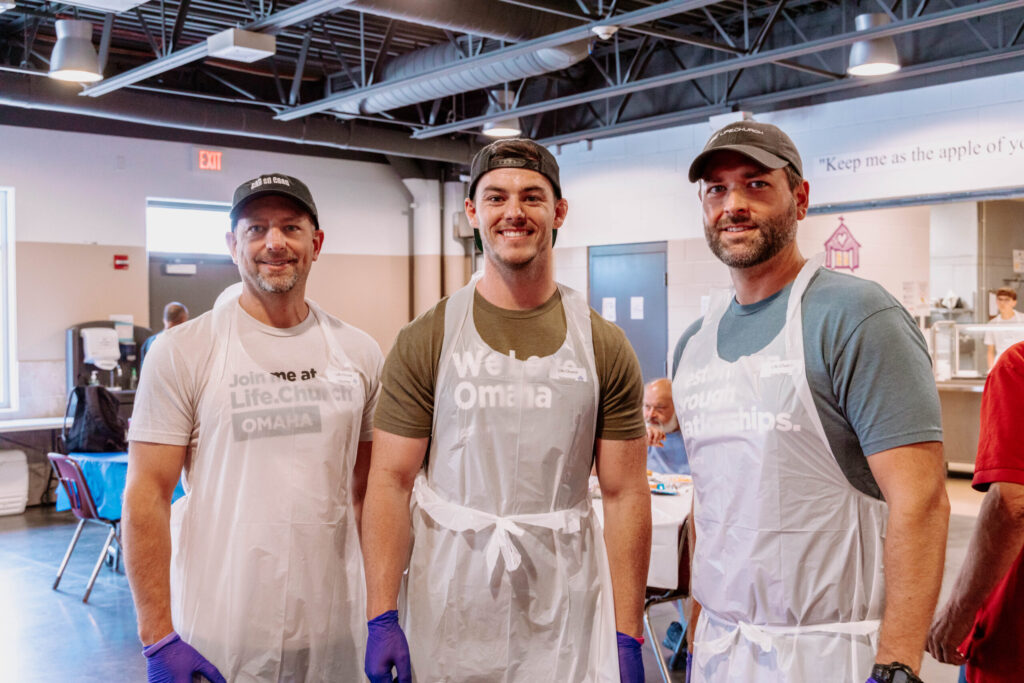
[1,0,1023,164]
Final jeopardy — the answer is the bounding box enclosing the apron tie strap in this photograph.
[413,474,590,575]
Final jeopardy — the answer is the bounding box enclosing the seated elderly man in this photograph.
[644,378,689,475]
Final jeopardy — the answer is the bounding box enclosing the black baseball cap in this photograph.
[688,121,803,183]
[230,173,320,229]
[468,138,562,201]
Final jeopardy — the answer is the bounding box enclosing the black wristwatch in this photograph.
[871,662,924,683]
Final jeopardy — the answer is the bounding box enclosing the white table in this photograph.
[0,417,74,504]
[592,485,693,590]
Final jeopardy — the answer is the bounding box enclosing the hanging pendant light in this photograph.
[847,13,900,77]
[481,89,522,138]
[49,19,103,83]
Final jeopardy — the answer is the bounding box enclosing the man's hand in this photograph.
[143,632,225,683]
[365,610,412,683]
[616,632,645,683]
[925,602,971,665]
[646,424,666,448]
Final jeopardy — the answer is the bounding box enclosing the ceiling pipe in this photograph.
[0,73,476,163]
[413,0,1024,139]
[276,0,715,121]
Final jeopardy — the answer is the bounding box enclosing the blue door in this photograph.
[589,242,668,382]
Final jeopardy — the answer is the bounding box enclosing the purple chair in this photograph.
[47,453,122,602]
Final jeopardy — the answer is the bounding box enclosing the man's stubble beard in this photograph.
[647,413,679,434]
[705,198,798,269]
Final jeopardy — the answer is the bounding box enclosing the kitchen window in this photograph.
[0,188,16,410]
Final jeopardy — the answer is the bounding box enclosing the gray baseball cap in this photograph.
[688,121,803,183]
[230,173,319,229]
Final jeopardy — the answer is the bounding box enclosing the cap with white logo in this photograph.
[688,121,803,183]
[230,173,319,229]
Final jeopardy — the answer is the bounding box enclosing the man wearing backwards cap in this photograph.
[673,121,949,683]
[362,138,652,682]
[124,173,383,681]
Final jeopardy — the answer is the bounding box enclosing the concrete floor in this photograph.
[0,476,982,682]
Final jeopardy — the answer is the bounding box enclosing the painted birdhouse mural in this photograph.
[824,217,861,272]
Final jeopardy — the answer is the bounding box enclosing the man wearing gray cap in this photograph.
[673,121,949,683]
[361,138,652,682]
[124,173,382,681]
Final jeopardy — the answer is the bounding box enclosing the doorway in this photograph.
[589,242,668,381]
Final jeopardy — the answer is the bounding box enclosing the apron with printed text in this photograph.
[402,276,619,683]
[673,255,888,682]
[169,299,367,682]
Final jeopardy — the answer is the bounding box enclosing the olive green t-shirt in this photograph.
[375,288,646,440]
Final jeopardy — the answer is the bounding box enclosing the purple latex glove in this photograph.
[143,631,225,683]
[365,610,412,683]
[686,651,693,682]
[616,631,645,683]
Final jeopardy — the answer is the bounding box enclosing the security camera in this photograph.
[590,25,619,41]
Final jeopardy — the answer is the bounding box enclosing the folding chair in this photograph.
[47,453,122,603]
[643,517,691,683]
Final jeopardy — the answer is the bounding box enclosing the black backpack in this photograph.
[63,385,129,453]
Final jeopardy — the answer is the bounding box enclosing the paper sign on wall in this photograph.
[1014,249,1024,274]
[602,297,616,322]
[630,296,644,320]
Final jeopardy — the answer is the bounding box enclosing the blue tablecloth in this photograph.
[55,452,185,520]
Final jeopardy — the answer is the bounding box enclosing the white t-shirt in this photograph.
[129,302,383,453]
[983,310,1024,360]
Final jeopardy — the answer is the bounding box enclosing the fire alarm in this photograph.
[114,254,129,270]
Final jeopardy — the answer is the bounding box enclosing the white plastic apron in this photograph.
[168,299,367,682]
[673,256,888,683]
[402,277,619,683]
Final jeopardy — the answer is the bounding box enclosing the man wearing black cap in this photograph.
[362,139,652,682]
[672,121,949,683]
[124,174,383,682]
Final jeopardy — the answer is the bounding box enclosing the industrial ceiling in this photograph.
[2,0,1023,167]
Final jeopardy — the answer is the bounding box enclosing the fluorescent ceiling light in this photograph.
[63,1,146,10]
[48,20,102,83]
[847,13,901,77]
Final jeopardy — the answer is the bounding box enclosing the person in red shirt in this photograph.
[927,340,1024,682]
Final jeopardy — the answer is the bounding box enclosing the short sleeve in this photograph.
[358,341,384,442]
[973,342,1024,491]
[592,314,645,440]
[373,302,445,439]
[832,305,943,456]
[128,329,197,446]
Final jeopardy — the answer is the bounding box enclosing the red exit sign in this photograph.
[198,149,223,171]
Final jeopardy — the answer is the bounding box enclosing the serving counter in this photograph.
[935,379,984,472]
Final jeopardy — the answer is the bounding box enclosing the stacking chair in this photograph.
[643,517,691,683]
[47,453,122,603]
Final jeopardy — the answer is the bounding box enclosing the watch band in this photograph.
[871,661,924,683]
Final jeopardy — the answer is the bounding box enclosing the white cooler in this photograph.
[0,450,29,516]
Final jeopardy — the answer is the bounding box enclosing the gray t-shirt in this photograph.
[672,268,942,499]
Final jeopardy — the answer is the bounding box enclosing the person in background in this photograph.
[644,377,689,475]
[361,138,651,683]
[984,287,1024,370]
[675,121,949,683]
[927,340,1024,683]
[123,173,382,682]
[139,301,188,366]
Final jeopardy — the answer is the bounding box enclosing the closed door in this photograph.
[589,242,668,381]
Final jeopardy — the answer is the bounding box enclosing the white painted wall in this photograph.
[930,202,979,306]
[0,124,411,254]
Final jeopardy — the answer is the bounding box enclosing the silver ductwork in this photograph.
[0,73,476,163]
[334,0,589,117]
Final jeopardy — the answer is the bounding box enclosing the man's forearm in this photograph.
[602,487,651,638]
[944,483,1024,621]
[362,474,414,619]
[876,493,950,670]
[123,481,175,644]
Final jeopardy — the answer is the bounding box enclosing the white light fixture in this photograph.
[0,2,17,15]
[591,25,619,41]
[48,19,103,83]
[207,28,276,63]
[847,13,900,77]
[482,89,522,138]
